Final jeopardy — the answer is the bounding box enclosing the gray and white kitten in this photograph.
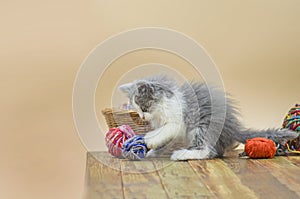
[119,75,298,160]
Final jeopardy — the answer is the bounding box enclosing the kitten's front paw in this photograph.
[171,149,189,161]
[145,149,157,158]
[171,149,210,160]
[144,135,161,149]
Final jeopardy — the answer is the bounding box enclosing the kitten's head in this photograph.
[119,75,176,120]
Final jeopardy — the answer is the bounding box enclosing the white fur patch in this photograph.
[170,147,210,160]
[143,91,186,150]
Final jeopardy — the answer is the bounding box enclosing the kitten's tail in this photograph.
[234,128,299,144]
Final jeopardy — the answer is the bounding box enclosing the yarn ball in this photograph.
[105,125,136,157]
[282,104,300,152]
[122,135,148,160]
[244,137,277,159]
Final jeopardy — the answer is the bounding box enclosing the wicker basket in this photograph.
[101,108,152,135]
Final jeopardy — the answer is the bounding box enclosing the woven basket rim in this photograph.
[101,108,139,115]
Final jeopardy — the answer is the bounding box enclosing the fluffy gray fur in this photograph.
[119,75,298,160]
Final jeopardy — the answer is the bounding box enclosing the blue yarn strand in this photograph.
[122,135,148,160]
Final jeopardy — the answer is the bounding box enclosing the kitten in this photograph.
[119,75,298,160]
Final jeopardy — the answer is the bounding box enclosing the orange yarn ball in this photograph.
[244,137,277,159]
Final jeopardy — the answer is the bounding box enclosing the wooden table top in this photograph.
[85,151,300,199]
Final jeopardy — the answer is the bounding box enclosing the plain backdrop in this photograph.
[1,1,299,199]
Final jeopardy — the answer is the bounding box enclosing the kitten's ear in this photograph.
[118,83,133,94]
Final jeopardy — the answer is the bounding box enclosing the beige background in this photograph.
[1,1,299,199]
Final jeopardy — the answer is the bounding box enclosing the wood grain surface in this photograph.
[85,151,300,199]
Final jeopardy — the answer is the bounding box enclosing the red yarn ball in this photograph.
[244,137,277,159]
[105,125,136,157]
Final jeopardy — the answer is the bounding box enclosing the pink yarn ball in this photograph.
[105,125,136,157]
